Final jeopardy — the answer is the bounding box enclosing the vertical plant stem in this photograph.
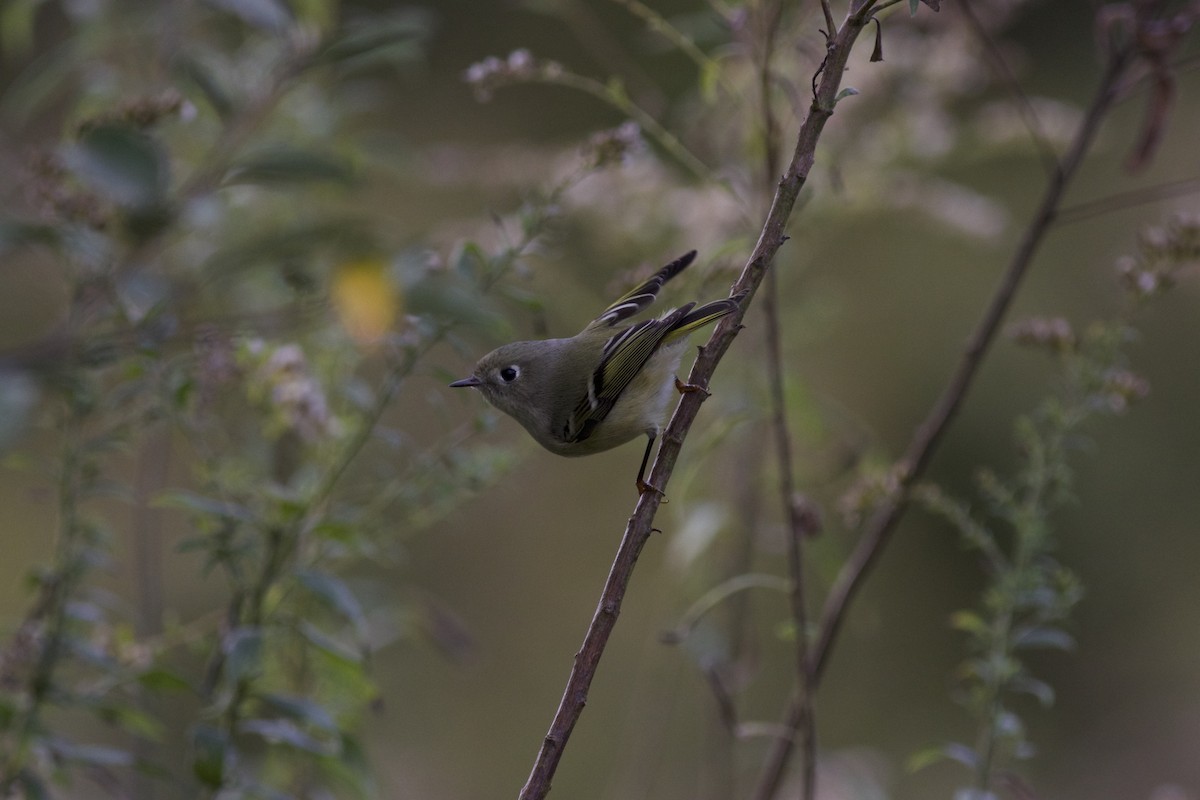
[809,43,1130,685]
[132,427,171,800]
[762,267,819,800]
[517,3,877,797]
[750,41,1134,800]
[755,1,817,797]
[959,0,1059,176]
[133,429,171,637]
[0,412,85,789]
[973,415,1071,789]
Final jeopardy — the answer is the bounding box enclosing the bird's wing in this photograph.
[566,306,692,443]
[587,250,696,328]
[564,292,746,443]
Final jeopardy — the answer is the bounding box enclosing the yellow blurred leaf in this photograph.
[332,259,401,345]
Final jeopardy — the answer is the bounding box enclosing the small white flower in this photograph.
[507,48,534,72]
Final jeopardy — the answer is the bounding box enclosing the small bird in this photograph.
[450,250,746,494]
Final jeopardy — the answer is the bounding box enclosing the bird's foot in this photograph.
[674,376,710,397]
[637,477,667,502]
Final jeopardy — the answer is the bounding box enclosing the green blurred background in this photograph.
[1,1,1198,799]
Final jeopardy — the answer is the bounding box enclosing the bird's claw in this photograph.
[674,376,710,397]
[637,478,667,502]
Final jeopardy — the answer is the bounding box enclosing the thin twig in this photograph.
[661,573,790,644]
[748,41,1134,800]
[810,44,1130,685]
[1057,174,1200,224]
[820,0,837,38]
[530,70,715,181]
[0,412,85,788]
[557,0,668,113]
[960,0,1060,177]
[516,3,879,797]
[609,0,737,97]
[755,1,818,798]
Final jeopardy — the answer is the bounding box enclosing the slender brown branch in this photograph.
[809,44,1130,683]
[748,42,1134,800]
[756,2,818,798]
[515,4,878,798]
[960,0,1060,176]
[820,0,837,38]
[1057,174,1200,224]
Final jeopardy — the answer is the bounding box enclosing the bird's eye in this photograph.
[500,366,520,383]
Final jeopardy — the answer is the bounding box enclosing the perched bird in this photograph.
[450,250,745,494]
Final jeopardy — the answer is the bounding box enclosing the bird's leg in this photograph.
[674,376,711,397]
[636,434,666,500]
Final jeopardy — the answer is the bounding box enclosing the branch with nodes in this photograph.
[753,1,820,798]
[516,2,883,797]
[749,26,1140,800]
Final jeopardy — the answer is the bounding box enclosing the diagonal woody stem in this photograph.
[516,4,879,798]
[749,41,1134,800]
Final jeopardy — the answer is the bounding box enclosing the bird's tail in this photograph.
[590,250,698,327]
[661,288,748,344]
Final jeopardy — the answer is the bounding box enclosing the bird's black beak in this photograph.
[449,376,483,388]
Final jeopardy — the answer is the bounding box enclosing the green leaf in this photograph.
[239,718,336,754]
[605,76,629,105]
[224,148,357,187]
[223,626,263,683]
[940,741,980,769]
[98,704,165,740]
[1010,585,1059,613]
[416,594,475,661]
[295,569,368,641]
[315,10,430,74]
[498,284,545,314]
[909,0,920,15]
[699,60,720,104]
[138,667,193,693]
[406,274,512,340]
[949,609,989,638]
[907,745,944,773]
[259,692,338,733]
[907,741,978,772]
[0,0,46,58]
[190,724,229,789]
[1,35,79,122]
[453,241,490,281]
[49,740,135,767]
[298,620,363,664]
[1010,673,1056,707]
[205,0,293,31]
[12,770,48,800]
[318,733,375,796]
[204,219,374,279]
[0,697,15,727]
[995,708,1025,738]
[173,55,234,118]
[154,489,255,523]
[834,87,859,105]
[1013,625,1075,652]
[65,125,168,210]
[0,370,38,454]
[955,790,999,800]
[0,221,60,255]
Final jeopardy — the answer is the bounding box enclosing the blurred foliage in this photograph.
[910,214,1200,797]
[0,0,616,795]
[0,0,1198,798]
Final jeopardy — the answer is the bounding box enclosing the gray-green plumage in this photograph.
[450,251,745,487]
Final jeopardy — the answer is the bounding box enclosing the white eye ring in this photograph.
[499,365,520,383]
